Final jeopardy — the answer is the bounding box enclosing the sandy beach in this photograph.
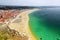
[8,9,38,40]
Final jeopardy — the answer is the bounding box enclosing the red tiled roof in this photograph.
[0,10,20,22]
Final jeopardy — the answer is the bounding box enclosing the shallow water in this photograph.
[29,8,60,40]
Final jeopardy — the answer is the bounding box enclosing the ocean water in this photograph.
[29,8,60,40]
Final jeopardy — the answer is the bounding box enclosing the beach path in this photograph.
[8,9,38,40]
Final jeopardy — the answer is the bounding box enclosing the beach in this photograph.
[8,9,38,40]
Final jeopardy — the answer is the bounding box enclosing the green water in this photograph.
[29,9,60,40]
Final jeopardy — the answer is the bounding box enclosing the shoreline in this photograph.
[28,9,39,40]
[27,9,39,40]
[9,9,39,40]
[28,13,38,40]
[28,16,38,40]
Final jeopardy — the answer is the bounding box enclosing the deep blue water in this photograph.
[29,8,60,40]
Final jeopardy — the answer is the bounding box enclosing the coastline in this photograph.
[28,14,38,40]
[27,9,39,40]
[9,9,39,40]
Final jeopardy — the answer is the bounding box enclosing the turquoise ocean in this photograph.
[29,8,60,40]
